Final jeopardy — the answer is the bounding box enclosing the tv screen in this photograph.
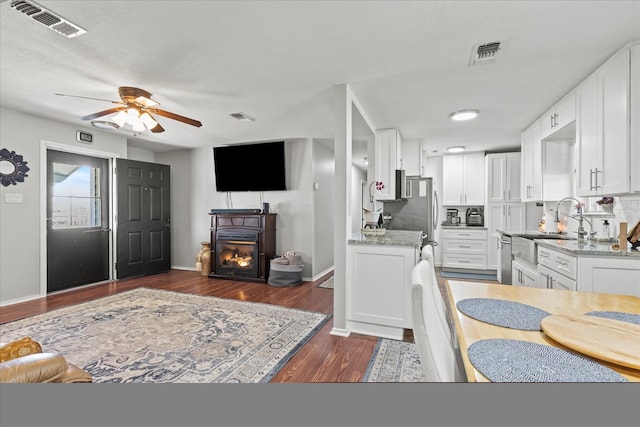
[213,141,287,192]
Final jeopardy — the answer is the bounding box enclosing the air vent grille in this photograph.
[11,0,87,38]
[468,41,504,66]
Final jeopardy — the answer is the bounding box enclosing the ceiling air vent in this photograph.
[229,112,256,122]
[468,41,504,66]
[10,0,87,38]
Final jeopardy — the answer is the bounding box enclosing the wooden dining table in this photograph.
[445,280,640,382]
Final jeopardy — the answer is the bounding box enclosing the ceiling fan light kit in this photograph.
[57,86,202,134]
[90,120,119,130]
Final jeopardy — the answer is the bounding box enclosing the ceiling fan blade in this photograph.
[150,122,165,133]
[55,93,121,104]
[81,107,126,121]
[151,108,202,127]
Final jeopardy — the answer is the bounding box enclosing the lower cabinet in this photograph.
[537,264,577,291]
[442,228,488,271]
[537,245,640,297]
[577,256,640,297]
[347,243,419,340]
[512,259,539,288]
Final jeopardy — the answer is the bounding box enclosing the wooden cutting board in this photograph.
[541,314,640,370]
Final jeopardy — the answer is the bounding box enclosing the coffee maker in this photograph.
[446,208,460,225]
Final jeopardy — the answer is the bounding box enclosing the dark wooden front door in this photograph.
[116,159,171,279]
[47,150,110,292]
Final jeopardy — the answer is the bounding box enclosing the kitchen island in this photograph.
[347,230,423,340]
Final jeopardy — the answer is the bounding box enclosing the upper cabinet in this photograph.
[631,44,640,193]
[521,119,543,202]
[442,152,485,206]
[402,140,426,177]
[576,45,633,196]
[374,128,403,200]
[540,91,576,140]
[486,152,521,203]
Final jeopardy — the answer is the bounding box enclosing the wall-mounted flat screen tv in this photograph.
[213,141,287,192]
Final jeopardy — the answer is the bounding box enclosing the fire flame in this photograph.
[556,221,566,233]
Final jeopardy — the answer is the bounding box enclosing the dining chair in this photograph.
[411,246,465,382]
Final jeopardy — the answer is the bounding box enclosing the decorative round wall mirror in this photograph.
[0,148,30,187]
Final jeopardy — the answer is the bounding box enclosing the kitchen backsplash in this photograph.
[539,194,640,243]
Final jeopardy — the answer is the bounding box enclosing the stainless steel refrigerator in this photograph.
[382,176,439,249]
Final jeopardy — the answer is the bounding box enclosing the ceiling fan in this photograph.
[55,86,202,133]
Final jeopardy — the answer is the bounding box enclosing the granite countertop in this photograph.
[441,224,487,230]
[535,239,640,257]
[348,229,423,247]
[498,230,573,240]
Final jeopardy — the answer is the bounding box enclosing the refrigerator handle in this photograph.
[433,188,439,230]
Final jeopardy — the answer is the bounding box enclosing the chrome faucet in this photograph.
[554,197,594,240]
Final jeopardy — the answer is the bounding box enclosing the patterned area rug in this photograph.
[363,339,426,382]
[0,288,330,383]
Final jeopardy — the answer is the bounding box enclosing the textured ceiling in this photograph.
[1,1,639,157]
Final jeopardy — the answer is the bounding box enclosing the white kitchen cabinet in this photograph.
[521,119,543,202]
[577,256,640,297]
[486,152,523,271]
[537,244,639,297]
[374,128,403,200]
[540,90,576,140]
[630,43,640,192]
[486,153,521,203]
[512,259,539,288]
[487,203,523,270]
[402,139,426,177]
[442,228,488,271]
[576,47,631,196]
[537,264,577,291]
[442,152,485,206]
[347,243,418,340]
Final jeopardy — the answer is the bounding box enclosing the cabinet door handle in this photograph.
[594,168,600,190]
[550,114,554,129]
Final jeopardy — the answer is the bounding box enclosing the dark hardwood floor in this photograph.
[0,268,498,382]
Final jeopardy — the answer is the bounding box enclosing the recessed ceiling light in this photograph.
[447,146,466,153]
[449,109,479,121]
[91,120,120,130]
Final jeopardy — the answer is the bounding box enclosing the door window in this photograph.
[51,163,102,229]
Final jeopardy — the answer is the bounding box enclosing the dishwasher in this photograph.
[498,234,512,284]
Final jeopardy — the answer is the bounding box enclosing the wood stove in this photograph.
[208,213,276,282]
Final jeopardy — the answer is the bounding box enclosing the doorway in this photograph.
[46,149,110,292]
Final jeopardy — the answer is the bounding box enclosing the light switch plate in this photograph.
[5,193,23,203]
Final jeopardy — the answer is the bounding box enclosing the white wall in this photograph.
[0,105,333,306]
[312,139,335,278]
[172,139,317,279]
[155,149,195,270]
[0,108,127,305]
